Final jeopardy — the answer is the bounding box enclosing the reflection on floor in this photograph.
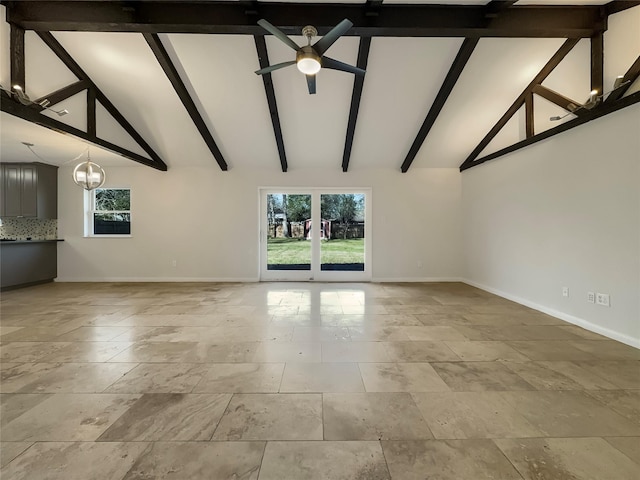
[1,282,639,479]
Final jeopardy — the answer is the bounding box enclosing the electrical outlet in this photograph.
[417,261,423,269]
[596,293,610,307]
[562,287,569,297]
[171,260,177,267]
[587,292,595,304]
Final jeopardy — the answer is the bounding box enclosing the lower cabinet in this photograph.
[0,242,58,289]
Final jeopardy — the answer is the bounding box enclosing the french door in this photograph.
[260,188,371,281]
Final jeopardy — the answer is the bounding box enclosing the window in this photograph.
[86,188,131,236]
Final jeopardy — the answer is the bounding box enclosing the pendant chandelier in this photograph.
[72,149,106,190]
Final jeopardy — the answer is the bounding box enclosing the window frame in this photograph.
[84,187,132,238]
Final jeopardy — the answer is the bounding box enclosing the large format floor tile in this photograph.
[194,363,284,393]
[495,437,640,480]
[411,391,542,439]
[279,363,364,392]
[382,439,522,480]
[0,442,150,480]
[430,361,535,391]
[1,281,638,478]
[323,392,433,440]
[499,390,640,436]
[120,442,265,480]
[97,393,231,441]
[359,363,450,392]
[258,441,390,480]
[104,363,209,393]
[1,362,136,393]
[1,393,140,441]
[211,393,323,441]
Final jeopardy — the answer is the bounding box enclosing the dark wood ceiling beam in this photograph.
[9,24,25,91]
[4,1,606,38]
[87,87,96,137]
[532,84,586,116]
[33,79,90,107]
[1,90,166,170]
[254,35,288,173]
[35,31,168,170]
[460,90,640,172]
[143,33,228,171]
[591,32,604,95]
[400,37,479,173]
[605,1,640,16]
[606,55,640,103]
[460,38,579,170]
[484,0,518,18]
[525,91,534,138]
[342,37,371,173]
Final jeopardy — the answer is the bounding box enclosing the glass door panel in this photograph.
[320,194,365,272]
[261,189,370,281]
[263,193,313,280]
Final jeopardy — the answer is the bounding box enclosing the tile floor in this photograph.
[0,281,639,479]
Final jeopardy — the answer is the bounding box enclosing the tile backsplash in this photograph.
[0,218,58,240]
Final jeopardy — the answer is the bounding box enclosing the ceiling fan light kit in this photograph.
[296,47,321,75]
[255,18,365,94]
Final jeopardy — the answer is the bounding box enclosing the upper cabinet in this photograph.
[0,163,58,219]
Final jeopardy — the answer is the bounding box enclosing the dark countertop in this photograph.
[0,239,64,244]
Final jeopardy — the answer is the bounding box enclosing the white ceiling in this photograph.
[0,2,638,171]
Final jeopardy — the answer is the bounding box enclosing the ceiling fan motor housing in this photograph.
[297,45,321,63]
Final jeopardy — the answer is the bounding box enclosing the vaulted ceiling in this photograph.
[1,1,639,173]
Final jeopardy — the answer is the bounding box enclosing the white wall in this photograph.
[462,104,640,347]
[57,167,463,282]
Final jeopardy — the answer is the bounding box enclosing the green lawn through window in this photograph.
[267,238,364,265]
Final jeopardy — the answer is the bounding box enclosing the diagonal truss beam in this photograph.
[33,79,90,109]
[459,38,579,170]
[605,0,640,16]
[1,90,166,170]
[532,84,586,116]
[606,55,640,103]
[400,37,479,172]
[460,90,640,171]
[342,36,371,172]
[36,32,167,170]
[4,1,608,38]
[254,35,287,173]
[143,33,228,171]
[525,91,534,138]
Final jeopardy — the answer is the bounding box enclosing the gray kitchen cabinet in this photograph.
[0,241,60,289]
[0,162,58,218]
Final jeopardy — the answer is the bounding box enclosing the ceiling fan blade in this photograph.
[258,19,300,51]
[321,57,365,76]
[255,61,296,75]
[306,74,317,95]
[312,19,353,56]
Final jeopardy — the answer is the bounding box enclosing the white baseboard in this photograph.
[372,277,464,283]
[55,277,260,283]
[56,276,464,284]
[462,279,640,349]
